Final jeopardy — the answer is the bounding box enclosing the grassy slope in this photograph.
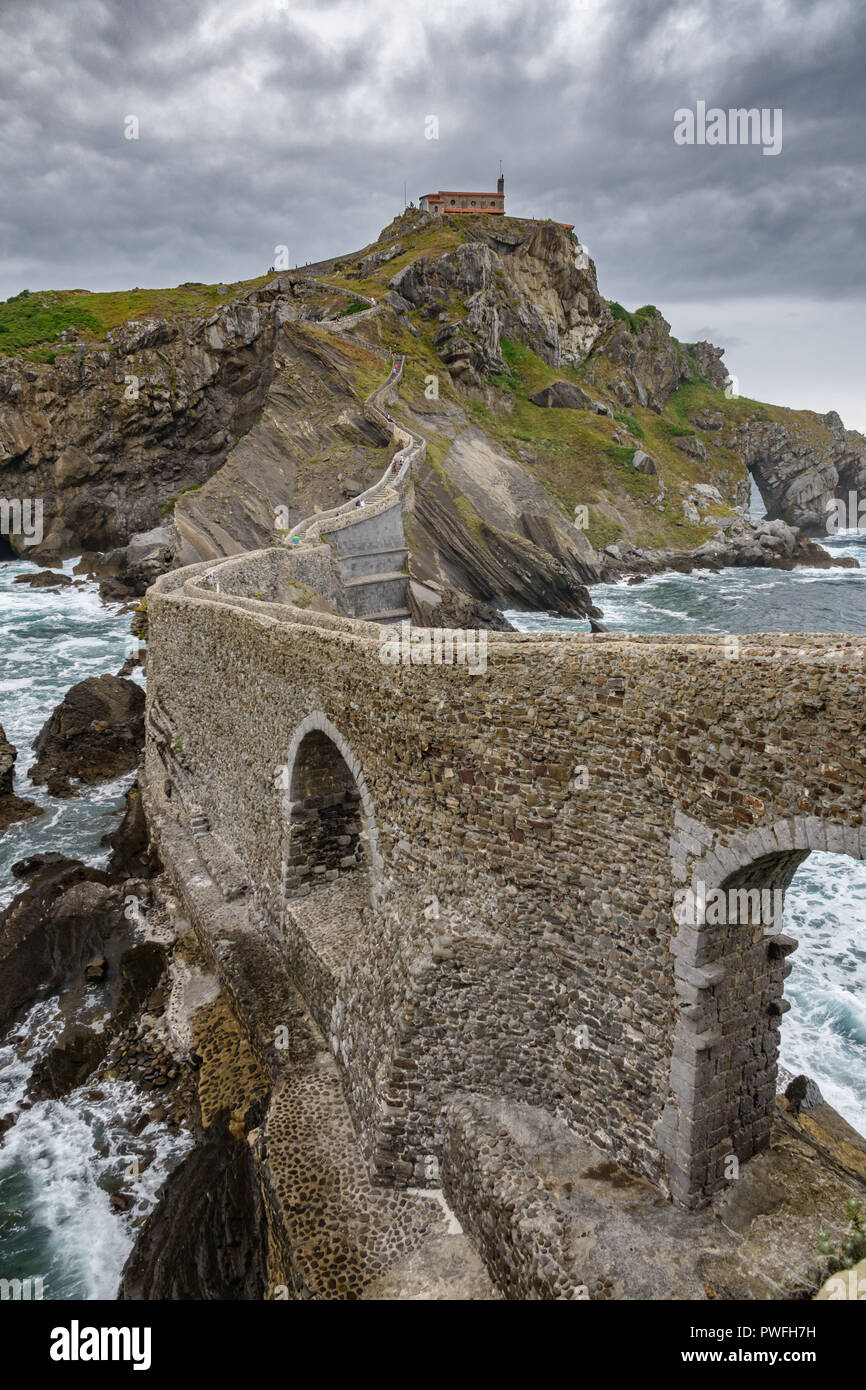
[0,275,273,363]
[313,214,788,551]
[4,211,844,556]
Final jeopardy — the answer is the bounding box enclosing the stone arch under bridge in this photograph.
[661,812,866,1206]
[281,711,383,905]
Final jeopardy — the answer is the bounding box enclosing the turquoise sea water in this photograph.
[0,560,190,1299]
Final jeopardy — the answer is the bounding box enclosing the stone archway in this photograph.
[660,812,866,1207]
[281,712,382,903]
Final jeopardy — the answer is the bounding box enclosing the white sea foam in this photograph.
[0,1082,191,1299]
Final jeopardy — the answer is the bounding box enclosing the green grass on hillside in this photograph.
[0,276,273,362]
[609,302,660,334]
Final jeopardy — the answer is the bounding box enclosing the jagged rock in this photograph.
[0,722,42,837]
[693,483,724,503]
[693,341,730,390]
[103,782,158,880]
[675,434,708,463]
[27,1026,110,1100]
[389,221,607,385]
[119,1110,268,1300]
[383,289,412,315]
[358,241,404,275]
[408,579,514,631]
[29,674,145,796]
[2,211,861,609]
[632,449,656,475]
[0,729,15,800]
[0,295,279,556]
[785,1073,824,1115]
[12,569,72,588]
[691,409,724,431]
[729,412,866,534]
[603,312,683,409]
[529,382,595,411]
[0,863,121,1032]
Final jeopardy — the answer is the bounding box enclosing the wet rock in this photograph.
[0,723,43,837]
[0,725,15,800]
[785,1073,824,1116]
[103,782,159,880]
[29,674,145,796]
[119,1111,268,1300]
[27,1026,110,1100]
[11,852,77,879]
[96,525,175,599]
[116,943,166,1020]
[12,569,73,588]
[0,866,121,1032]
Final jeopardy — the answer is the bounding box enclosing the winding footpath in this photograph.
[285,284,427,620]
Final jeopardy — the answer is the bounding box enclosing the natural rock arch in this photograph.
[661,812,866,1205]
[280,711,383,905]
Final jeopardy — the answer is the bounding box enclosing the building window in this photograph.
[470,200,476,206]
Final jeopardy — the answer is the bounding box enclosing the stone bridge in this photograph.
[144,528,866,1217]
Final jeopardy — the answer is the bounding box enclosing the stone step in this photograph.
[365,608,411,623]
[337,548,409,581]
[342,569,408,589]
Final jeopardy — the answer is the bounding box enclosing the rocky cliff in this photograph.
[1,210,860,612]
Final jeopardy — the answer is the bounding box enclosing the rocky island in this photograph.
[1,209,865,1307]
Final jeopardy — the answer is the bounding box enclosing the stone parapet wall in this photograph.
[145,550,866,1202]
[440,1096,580,1299]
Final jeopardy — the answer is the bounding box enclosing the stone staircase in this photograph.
[285,288,425,623]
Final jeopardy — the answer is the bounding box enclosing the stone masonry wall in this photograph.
[145,551,866,1203]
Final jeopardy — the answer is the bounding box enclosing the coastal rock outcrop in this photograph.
[0,857,122,1032]
[0,298,280,558]
[29,674,145,796]
[118,1110,268,1301]
[390,221,608,387]
[1,210,862,613]
[729,411,866,535]
[0,721,42,836]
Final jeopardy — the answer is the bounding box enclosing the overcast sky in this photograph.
[1,0,863,426]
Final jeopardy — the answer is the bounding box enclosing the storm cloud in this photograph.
[1,0,864,422]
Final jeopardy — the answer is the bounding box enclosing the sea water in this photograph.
[0,559,190,1298]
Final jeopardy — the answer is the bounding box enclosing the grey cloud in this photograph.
[0,0,863,421]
